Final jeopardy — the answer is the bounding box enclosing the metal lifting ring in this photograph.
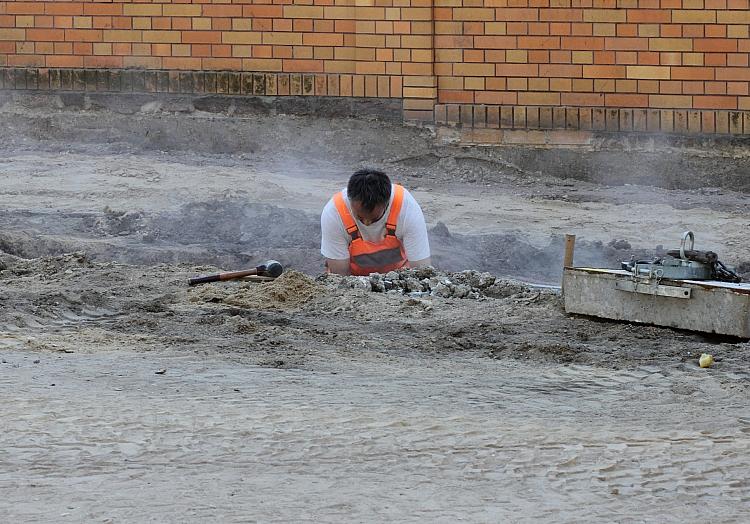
[680,231,695,260]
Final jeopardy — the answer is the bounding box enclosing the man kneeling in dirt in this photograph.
[321,168,431,276]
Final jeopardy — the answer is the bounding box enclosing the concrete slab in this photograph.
[563,267,750,338]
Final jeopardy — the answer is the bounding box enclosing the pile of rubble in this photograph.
[318,267,535,299]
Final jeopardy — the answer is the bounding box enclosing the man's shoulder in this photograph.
[397,186,422,213]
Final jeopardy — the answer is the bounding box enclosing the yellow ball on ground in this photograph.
[699,353,714,368]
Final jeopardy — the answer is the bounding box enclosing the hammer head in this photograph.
[261,260,283,278]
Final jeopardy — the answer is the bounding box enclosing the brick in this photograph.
[648,39,693,53]
[593,23,616,37]
[650,94,693,108]
[402,7,438,20]
[0,28,25,40]
[472,36,517,49]
[694,39,737,52]
[64,29,102,42]
[607,93,649,106]
[605,37,648,51]
[507,77,529,90]
[521,106,536,128]
[618,108,633,130]
[693,95,737,109]
[183,31,222,45]
[26,28,66,42]
[716,111,729,133]
[575,107,590,129]
[214,72,228,94]
[404,97,436,110]
[497,63,539,76]
[501,106,514,128]
[705,53,728,66]
[569,50,593,63]
[102,30,141,43]
[123,5,162,17]
[283,59,325,73]
[142,31,181,44]
[716,68,750,81]
[729,111,743,133]
[550,106,565,127]
[475,91,518,104]
[434,104,448,125]
[630,108,646,131]
[441,89,475,103]
[540,9,583,21]
[562,92,605,105]
[603,108,618,130]
[494,8,540,21]
[626,66,670,79]
[682,53,704,66]
[266,74,278,96]
[583,9,626,22]
[462,104,475,126]
[283,6,325,18]
[519,92,561,105]
[513,106,527,128]
[701,110,716,133]
[646,109,661,131]
[223,32,262,45]
[583,65,625,77]
[672,10,717,24]
[242,5,283,19]
[674,110,689,133]
[717,11,750,23]
[517,36,561,48]
[203,5,242,18]
[84,4,122,16]
[561,36,604,49]
[446,104,460,125]
[539,64,582,76]
[728,82,749,95]
[671,67,715,80]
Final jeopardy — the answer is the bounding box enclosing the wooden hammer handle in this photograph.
[188,268,259,286]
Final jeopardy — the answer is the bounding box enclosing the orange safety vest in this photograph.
[333,184,409,276]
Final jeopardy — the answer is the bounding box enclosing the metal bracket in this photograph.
[615,280,692,299]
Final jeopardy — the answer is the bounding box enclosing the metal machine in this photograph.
[562,231,749,337]
[620,231,741,283]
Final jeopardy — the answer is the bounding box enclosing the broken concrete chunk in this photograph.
[370,274,386,292]
[433,282,453,298]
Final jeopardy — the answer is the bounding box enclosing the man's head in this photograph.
[347,168,391,226]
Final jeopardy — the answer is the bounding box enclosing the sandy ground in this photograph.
[1,97,750,522]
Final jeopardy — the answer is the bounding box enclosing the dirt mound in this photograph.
[188,269,323,311]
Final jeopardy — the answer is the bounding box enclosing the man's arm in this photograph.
[326,258,351,276]
[321,198,352,274]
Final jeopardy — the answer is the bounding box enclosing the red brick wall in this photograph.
[437,0,750,111]
[2,0,750,134]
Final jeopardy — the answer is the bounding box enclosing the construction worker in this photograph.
[321,168,431,276]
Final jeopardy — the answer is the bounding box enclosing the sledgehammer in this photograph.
[188,260,283,286]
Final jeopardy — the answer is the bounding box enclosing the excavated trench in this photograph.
[0,199,665,284]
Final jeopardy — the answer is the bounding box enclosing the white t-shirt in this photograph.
[320,185,431,262]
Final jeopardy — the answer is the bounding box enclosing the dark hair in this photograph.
[347,168,391,211]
